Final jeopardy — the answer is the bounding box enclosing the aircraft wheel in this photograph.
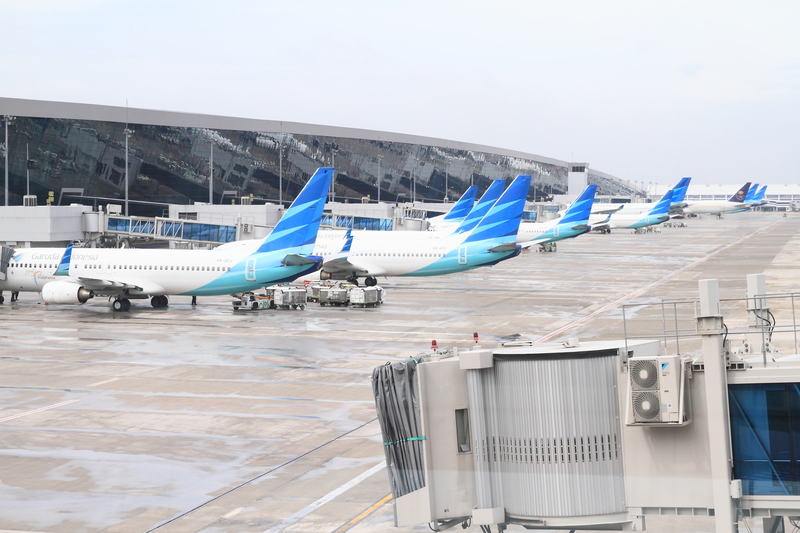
[348,277,359,286]
[365,276,377,287]
[113,299,124,312]
[0,295,4,304]
[122,299,131,311]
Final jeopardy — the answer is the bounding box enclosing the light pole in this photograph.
[124,126,133,216]
[377,155,382,204]
[4,115,14,206]
[26,143,29,196]
[444,163,448,201]
[278,137,284,205]
[209,144,213,204]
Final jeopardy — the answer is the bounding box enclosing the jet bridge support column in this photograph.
[698,279,739,533]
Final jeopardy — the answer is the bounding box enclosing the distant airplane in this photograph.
[682,182,751,216]
[591,177,691,216]
[318,175,532,286]
[589,189,674,233]
[440,179,506,235]
[516,184,597,248]
[0,167,334,311]
[426,185,478,231]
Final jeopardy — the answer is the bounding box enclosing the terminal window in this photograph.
[730,383,800,495]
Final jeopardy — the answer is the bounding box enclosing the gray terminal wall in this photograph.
[0,98,637,215]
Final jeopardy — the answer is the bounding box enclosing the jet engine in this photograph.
[42,281,95,304]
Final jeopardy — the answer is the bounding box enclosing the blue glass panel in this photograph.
[729,383,800,495]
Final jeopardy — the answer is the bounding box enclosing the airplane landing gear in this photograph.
[365,276,378,287]
[112,298,131,312]
[151,295,169,308]
[347,276,360,286]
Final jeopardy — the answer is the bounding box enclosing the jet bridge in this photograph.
[373,274,800,533]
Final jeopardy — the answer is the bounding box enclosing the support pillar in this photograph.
[698,279,738,533]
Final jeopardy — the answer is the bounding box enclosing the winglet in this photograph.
[55,244,73,276]
[442,186,478,222]
[256,167,334,255]
[340,228,353,253]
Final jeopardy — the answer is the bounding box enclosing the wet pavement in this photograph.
[1,212,798,533]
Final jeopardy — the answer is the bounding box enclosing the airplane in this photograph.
[591,177,691,216]
[318,175,532,286]
[682,182,751,216]
[751,185,768,207]
[515,184,597,249]
[426,185,478,231]
[0,167,334,311]
[588,189,674,233]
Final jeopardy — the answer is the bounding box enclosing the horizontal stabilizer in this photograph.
[282,254,322,267]
[487,242,520,253]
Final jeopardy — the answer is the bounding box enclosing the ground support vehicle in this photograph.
[349,286,385,308]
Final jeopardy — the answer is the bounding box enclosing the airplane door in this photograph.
[245,258,257,281]
[458,246,468,265]
[554,225,560,238]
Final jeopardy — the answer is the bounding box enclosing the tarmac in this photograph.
[1,212,799,533]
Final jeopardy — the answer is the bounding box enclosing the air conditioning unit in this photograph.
[627,354,691,426]
[23,195,37,206]
[242,223,251,232]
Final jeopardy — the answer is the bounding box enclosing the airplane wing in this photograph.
[591,205,624,215]
[74,276,165,295]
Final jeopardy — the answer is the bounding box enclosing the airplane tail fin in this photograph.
[670,177,692,205]
[755,185,767,202]
[463,175,531,244]
[744,183,759,203]
[558,184,596,225]
[647,189,674,216]
[256,167,334,255]
[55,244,73,276]
[729,182,751,203]
[452,179,506,235]
[441,185,478,222]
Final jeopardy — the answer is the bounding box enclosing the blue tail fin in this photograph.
[647,189,674,216]
[559,184,596,225]
[463,175,531,244]
[728,183,751,203]
[55,244,73,276]
[744,183,759,203]
[670,177,691,205]
[442,186,478,221]
[754,185,767,203]
[256,167,334,254]
[452,179,506,235]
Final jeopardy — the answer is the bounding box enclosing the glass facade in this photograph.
[729,382,800,495]
[106,217,236,243]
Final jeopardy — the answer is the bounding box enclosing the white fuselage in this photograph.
[683,200,748,215]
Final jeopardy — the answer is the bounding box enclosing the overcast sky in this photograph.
[2,0,798,187]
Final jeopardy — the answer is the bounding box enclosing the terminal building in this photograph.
[0,98,638,247]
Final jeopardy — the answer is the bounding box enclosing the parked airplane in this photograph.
[591,177,691,216]
[441,179,506,235]
[0,167,334,311]
[588,189,674,233]
[682,182,751,216]
[516,184,596,248]
[426,185,478,230]
[318,175,532,286]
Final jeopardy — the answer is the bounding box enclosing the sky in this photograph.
[1,0,799,187]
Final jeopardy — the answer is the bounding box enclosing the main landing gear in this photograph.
[365,276,378,287]
[150,295,169,309]
[112,298,131,312]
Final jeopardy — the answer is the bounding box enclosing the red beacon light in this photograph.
[473,332,479,343]
[431,340,438,352]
